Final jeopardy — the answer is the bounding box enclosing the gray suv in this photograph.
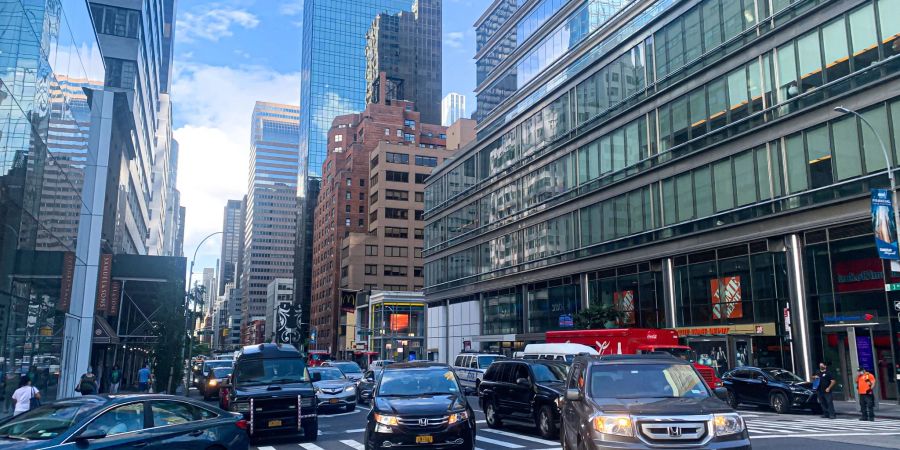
[559,354,751,450]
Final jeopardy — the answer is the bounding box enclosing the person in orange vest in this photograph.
[857,367,876,421]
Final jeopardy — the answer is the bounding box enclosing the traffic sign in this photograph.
[895,300,900,312]
[885,283,900,292]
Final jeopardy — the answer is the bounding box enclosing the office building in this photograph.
[266,278,295,342]
[311,94,445,355]
[446,118,476,150]
[240,102,300,344]
[442,93,466,127]
[365,0,443,125]
[219,199,243,295]
[424,0,900,403]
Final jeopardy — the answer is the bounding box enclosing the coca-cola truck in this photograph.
[545,328,722,388]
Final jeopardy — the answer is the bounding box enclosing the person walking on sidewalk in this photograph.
[109,365,121,394]
[857,367,877,421]
[814,361,837,419]
[137,364,151,392]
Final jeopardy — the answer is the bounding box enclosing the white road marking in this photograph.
[340,440,365,449]
[753,431,900,439]
[256,447,277,450]
[298,444,325,450]
[482,429,560,446]
[346,428,366,433]
[319,409,361,418]
[476,435,524,448]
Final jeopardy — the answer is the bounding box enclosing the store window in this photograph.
[586,263,664,329]
[483,288,522,335]
[526,277,580,333]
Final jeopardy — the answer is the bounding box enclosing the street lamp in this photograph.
[179,231,222,394]
[834,106,900,405]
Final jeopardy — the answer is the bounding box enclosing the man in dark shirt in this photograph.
[815,361,837,419]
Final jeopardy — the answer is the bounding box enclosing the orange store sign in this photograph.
[674,323,777,337]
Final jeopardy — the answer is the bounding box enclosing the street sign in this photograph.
[895,300,900,312]
[886,283,900,292]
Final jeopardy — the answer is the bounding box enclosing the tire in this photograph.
[726,390,739,409]
[303,423,318,441]
[485,401,502,429]
[537,404,558,439]
[770,392,790,414]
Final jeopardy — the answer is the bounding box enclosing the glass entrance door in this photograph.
[822,329,851,400]
[687,338,729,378]
[732,337,752,368]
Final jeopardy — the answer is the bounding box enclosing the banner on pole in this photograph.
[871,189,899,259]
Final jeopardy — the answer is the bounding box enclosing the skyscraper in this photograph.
[365,0,442,125]
[441,93,466,127]
[240,102,300,344]
[219,199,243,295]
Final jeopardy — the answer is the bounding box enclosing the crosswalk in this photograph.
[252,427,562,450]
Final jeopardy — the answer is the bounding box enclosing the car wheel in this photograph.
[726,390,739,408]
[770,392,790,414]
[303,423,318,441]
[537,404,558,439]
[485,401,502,428]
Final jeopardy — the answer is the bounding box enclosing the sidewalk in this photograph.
[833,400,900,420]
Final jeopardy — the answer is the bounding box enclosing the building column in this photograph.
[662,258,677,329]
[580,272,590,309]
[60,89,114,399]
[785,233,814,379]
[443,299,450,364]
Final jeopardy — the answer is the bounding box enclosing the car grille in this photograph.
[695,365,718,387]
[635,416,710,445]
[320,387,343,395]
[398,416,449,432]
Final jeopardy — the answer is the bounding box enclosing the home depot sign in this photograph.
[675,322,777,337]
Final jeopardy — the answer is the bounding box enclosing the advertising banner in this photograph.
[58,252,76,312]
[340,290,356,313]
[711,276,743,319]
[614,290,636,325]
[872,189,899,259]
[856,335,875,372]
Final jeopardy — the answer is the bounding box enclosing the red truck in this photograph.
[545,328,722,388]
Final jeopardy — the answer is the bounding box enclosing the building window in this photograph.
[439,133,447,139]
[345,192,351,200]
[404,119,416,129]
[365,265,378,275]
[360,178,365,187]
[396,129,403,137]
[414,192,424,203]
[414,173,428,184]
[345,205,351,213]
[414,228,424,239]
[370,174,378,186]
[359,205,365,213]
[415,155,438,167]
[386,152,409,164]
[365,245,378,256]
[414,247,423,258]
[104,57,137,89]
[386,189,409,201]
[90,4,141,38]
[370,192,379,205]
[385,246,409,257]
[345,218,351,226]
[384,128,390,135]
[346,178,352,186]
[414,210,424,220]
[384,265,408,276]
[358,218,365,227]
[385,227,409,238]
[404,133,415,142]
[335,134,343,142]
[371,155,379,168]
[341,267,348,278]
[414,266,424,277]
[385,208,409,219]
[386,171,409,182]
[359,192,365,200]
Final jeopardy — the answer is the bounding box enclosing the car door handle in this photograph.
[189,430,204,437]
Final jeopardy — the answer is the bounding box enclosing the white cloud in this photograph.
[173,63,299,271]
[278,1,303,16]
[444,31,464,49]
[179,8,260,42]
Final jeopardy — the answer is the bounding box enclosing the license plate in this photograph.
[416,435,433,444]
[329,398,339,404]
[268,419,282,428]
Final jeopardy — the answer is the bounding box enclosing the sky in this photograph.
[173,0,488,281]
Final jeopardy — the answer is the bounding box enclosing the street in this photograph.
[192,392,900,450]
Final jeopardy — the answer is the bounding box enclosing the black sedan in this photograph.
[0,394,249,449]
[722,366,820,414]
[357,370,376,404]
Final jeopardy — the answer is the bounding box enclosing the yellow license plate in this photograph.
[416,435,433,444]
[268,419,282,428]
[329,398,339,403]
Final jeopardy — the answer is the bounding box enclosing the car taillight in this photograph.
[235,419,249,430]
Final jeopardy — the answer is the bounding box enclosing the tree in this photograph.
[152,281,186,394]
[574,303,624,329]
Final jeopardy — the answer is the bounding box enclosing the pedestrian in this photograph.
[109,365,121,394]
[137,364,151,392]
[11,375,40,416]
[76,368,98,395]
[814,361,836,419]
[857,367,877,421]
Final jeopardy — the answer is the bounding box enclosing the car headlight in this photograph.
[208,379,218,386]
[345,385,356,393]
[314,387,322,394]
[592,415,633,437]
[448,410,469,425]
[374,413,399,426]
[233,402,250,412]
[713,413,745,436]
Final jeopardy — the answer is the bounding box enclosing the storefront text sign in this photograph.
[823,312,877,325]
[871,189,899,259]
[674,322,776,337]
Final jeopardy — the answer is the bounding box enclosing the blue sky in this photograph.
[172,0,488,278]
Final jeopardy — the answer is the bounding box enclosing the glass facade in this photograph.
[0,0,104,408]
[371,302,426,361]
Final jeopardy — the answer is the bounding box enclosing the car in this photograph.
[722,366,819,414]
[365,362,476,450]
[559,354,750,450]
[521,343,598,362]
[197,359,233,397]
[203,366,232,400]
[357,370,377,404]
[323,360,365,382]
[224,343,318,441]
[309,366,358,412]
[478,359,568,439]
[368,359,395,372]
[452,352,502,393]
[0,394,249,449]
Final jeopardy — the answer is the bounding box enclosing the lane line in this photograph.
[753,431,900,439]
[483,428,560,446]
[318,409,361,418]
[256,447,277,450]
[476,435,524,448]
[340,440,365,449]
[298,444,325,450]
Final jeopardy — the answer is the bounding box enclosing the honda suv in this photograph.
[559,354,750,450]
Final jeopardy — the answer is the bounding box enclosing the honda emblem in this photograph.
[668,426,682,437]
[418,418,428,426]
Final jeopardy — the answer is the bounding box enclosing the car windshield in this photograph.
[531,363,568,383]
[312,368,346,380]
[763,368,803,383]
[212,367,233,378]
[234,358,310,386]
[477,355,498,367]
[332,362,362,374]
[379,368,460,397]
[589,364,709,399]
[204,361,232,372]
[0,403,94,440]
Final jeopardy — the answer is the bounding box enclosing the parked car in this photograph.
[0,394,249,449]
[478,359,568,439]
[357,370,377,404]
[365,362,476,450]
[224,343,318,441]
[722,366,819,414]
[452,352,502,393]
[196,359,233,397]
[309,367,358,412]
[559,354,750,450]
[203,366,232,400]
[323,360,365,382]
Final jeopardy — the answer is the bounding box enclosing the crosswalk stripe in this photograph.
[340,440,365,449]
[298,443,325,450]
[346,428,366,433]
[483,428,560,446]
[476,435,524,448]
[753,431,900,439]
[256,447,277,450]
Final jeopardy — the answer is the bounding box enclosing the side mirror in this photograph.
[714,387,728,401]
[75,432,107,444]
[565,388,582,401]
[516,377,531,386]
[312,372,322,382]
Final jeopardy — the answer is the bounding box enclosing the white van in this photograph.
[521,343,598,363]
[452,352,503,392]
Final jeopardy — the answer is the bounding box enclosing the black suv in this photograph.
[478,359,568,439]
[722,366,819,414]
[365,362,476,450]
[224,343,318,440]
[560,354,750,450]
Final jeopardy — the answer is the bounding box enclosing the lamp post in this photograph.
[179,231,222,394]
[835,106,900,405]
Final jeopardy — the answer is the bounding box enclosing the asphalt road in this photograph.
[195,391,900,449]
